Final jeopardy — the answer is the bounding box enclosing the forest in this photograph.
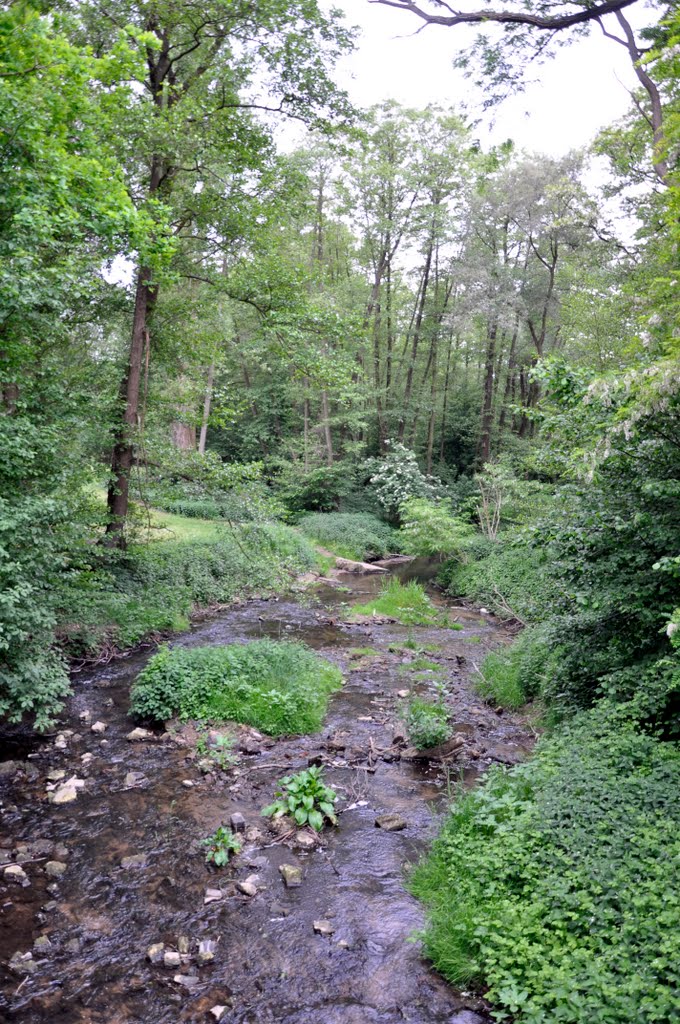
[1,0,679,1021]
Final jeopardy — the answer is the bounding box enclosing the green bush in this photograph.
[262,765,338,830]
[442,539,553,624]
[410,709,680,1024]
[475,627,559,710]
[298,511,399,561]
[130,639,343,735]
[401,697,451,750]
[398,498,475,559]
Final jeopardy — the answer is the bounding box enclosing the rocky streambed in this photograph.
[0,561,533,1024]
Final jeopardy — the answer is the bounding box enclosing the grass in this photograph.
[408,709,680,1024]
[298,512,399,562]
[348,646,381,658]
[475,648,526,709]
[401,696,451,750]
[130,639,343,735]
[349,579,456,628]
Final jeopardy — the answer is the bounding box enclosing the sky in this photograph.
[321,0,649,157]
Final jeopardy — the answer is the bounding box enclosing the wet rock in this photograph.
[4,864,29,886]
[48,782,78,804]
[182,780,195,788]
[127,727,152,742]
[238,736,262,755]
[177,935,190,954]
[174,974,199,991]
[124,771,149,789]
[269,816,292,836]
[375,813,407,832]
[236,880,257,897]
[313,919,335,936]
[163,950,182,968]
[43,901,58,912]
[9,951,37,976]
[121,854,146,869]
[204,888,223,905]
[81,752,94,765]
[31,839,55,857]
[79,710,92,724]
[54,844,69,860]
[279,864,302,888]
[54,734,68,750]
[449,1013,486,1024]
[210,1007,229,1021]
[65,938,81,953]
[295,831,317,851]
[269,901,290,918]
[245,826,264,843]
[34,935,52,952]
[326,734,346,752]
[91,721,107,734]
[46,769,66,782]
[0,760,19,777]
[420,735,466,759]
[230,812,246,833]
[45,860,67,878]
[147,942,165,964]
[197,939,217,963]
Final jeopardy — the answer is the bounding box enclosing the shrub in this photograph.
[298,512,399,561]
[130,639,343,735]
[398,498,475,559]
[409,709,680,1024]
[475,627,558,710]
[202,826,241,866]
[262,766,338,831]
[401,697,451,750]
[364,442,444,523]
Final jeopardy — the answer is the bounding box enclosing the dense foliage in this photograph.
[130,639,343,734]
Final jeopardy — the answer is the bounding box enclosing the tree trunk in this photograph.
[198,360,215,455]
[399,233,434,441]
[477,319,498,464]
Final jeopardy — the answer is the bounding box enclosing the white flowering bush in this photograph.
[364,442,444,522]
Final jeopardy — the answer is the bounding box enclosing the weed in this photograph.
[201,826,241,866]
[298,512,399,562]
[195,729,239,771]
[262,766,338,831]
[401,696,451,750]
[350,579,456,628]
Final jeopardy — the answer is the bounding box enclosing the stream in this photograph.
[0,560,533,1024]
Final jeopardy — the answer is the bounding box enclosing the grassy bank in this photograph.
[56,511,321,662]
[297,512,400,562]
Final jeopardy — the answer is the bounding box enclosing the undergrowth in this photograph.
[409,707,680,1024]
[130,638,343,735]
[298,512,399,561]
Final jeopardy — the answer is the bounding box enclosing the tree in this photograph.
[371,0,671,183]
[64,0,355,545]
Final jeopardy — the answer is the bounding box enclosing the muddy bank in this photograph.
[0,566,532,1024]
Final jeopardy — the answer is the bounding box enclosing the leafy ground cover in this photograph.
[130,639,343,735]
[409,708,680,1024]
[297,512,400,562]
[349,579,455,627]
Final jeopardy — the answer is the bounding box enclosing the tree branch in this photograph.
[369,0,640,32]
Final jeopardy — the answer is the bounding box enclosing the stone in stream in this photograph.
[163,950,182,968]
[124,771,149,789]
[449,1013,487,1024]
[210,1007,229,1022]
[0,760,19,777]
[9,952,37,976]
[197,939,217,963]
[177,935,190,954]
[121,853,146,869]
[294,831,317,851]
[46,769,66,782]
[127,727,153,742]
[91,721,107,734]
[230,812,246,833]
[65,938,81,953]
[375,813,407,832]
[173,974,199,991]
[49,783,78,804]
[4,864,29,886]
[44,860,67,878]
[204,888,223,905]
[279,864,302,888]
[313,919,335,936]
[33,935,52,952]
[236,880,257,897]
[81,752,94,765]
[147,943,165,964]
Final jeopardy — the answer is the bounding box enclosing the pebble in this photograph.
[54,844,69,860]
[313,919,335,936]
[147,943,165,964]
[177,935,191,954]
[230,812,246,833]
[121,854,146,869]
[449,1013,486,1024]
[0,760,18,777]
[54,734,68,750]
[4,864,29,886]
[65,938,81,953]
[375,813,407,832]
[163,950,182,968]
[182,780,195,788]
[91,721,107,734]
[197,939,216,963]
[295,831,317,851]
[396,689,409,698]
[9,951,37,976]
[279,864,302,888]
[126,727,152,742]
[48,782,79,804]
[34,935,52,952]
[236,881,257,897]
[173,974,199,990]
[45,861,67,878]
[124,771,149,789]
[46,769,66,782]
[79,710,92,724]
[204,888,223,905]
[210,1007,229,1021]
[81,753,94,765]
[245,827,263,843]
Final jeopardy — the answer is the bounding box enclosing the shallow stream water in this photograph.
[0,562,532,1023]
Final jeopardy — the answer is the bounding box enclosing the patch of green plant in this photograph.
[348,646,381,659]
[402,656,441,673]
[398,497,476,558]
[201,825,242,866]
[349,579,455,628]
[195,729,239,771]
[463,635,482,644]
[401,696,451,750]
[130,639,343,735]
[262,766,338,831]
[298,512,399,561]
[389,639,442,654]
[409,709,680,1024]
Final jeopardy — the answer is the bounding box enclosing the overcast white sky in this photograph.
[323,0,649,156]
